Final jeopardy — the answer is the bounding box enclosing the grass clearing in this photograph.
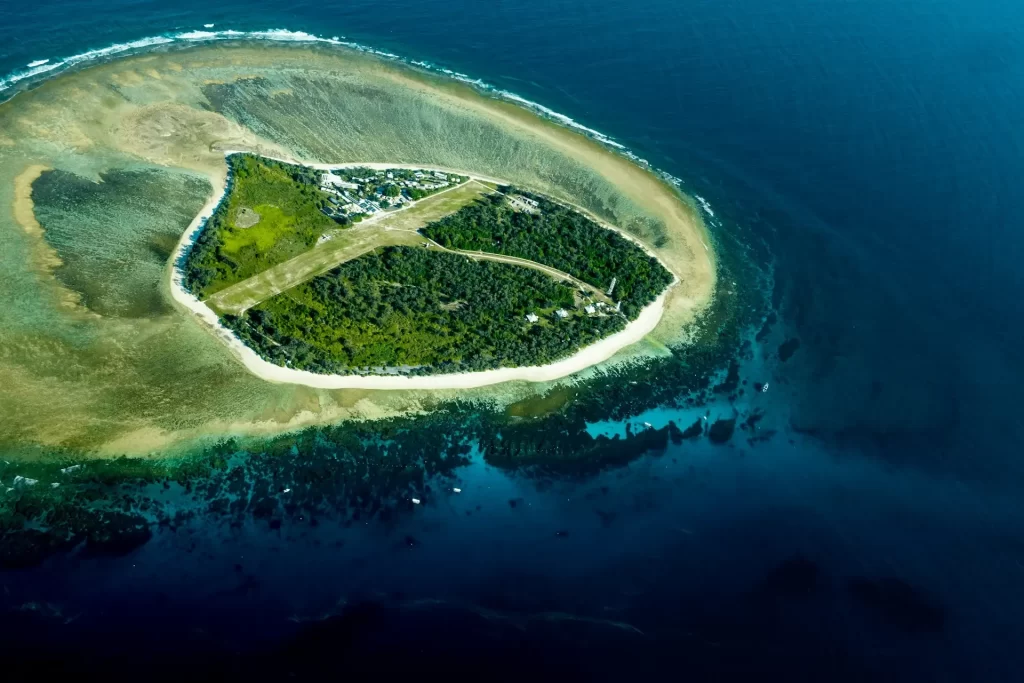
[221,204,293,253]
[183,155,338,298]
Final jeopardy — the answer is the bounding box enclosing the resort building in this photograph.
[509,194,540,213]
[584,305,596,315]
[321,171,359,191]
[555,309,569,319]
[525,313,540,323]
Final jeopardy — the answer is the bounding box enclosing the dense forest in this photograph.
[183,154,338,298]
[420,190,674,318]
[222,246,626,375]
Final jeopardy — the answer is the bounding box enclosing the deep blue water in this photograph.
[3,1,1024,679]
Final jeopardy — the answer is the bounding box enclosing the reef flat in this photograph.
[0,42,715,456]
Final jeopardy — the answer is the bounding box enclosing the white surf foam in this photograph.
[0,28,622,149]
[695,194,715,217]
[0,35,176,92]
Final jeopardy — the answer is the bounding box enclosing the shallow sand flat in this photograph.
[0,42,716,455]
[12,164,87,311]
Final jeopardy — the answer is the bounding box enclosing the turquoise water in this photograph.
[2,0,1024,679]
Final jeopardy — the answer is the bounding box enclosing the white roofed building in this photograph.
[321,172,359,190]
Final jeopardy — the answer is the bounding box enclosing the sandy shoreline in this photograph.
[169,153,674,390]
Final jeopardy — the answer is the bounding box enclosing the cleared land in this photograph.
[206,179,491,314]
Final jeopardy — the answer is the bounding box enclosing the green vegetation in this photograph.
[223,246,626,374]
[421,190,674,318]
[181,156,675,376]
[183,154,339,297]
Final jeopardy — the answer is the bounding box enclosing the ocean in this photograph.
[2,0,1023,679]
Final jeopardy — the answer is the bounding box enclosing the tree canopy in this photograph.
[224,246,625,375]
[421,189,673,318]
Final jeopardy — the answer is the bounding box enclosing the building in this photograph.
[321,172,359,191]
[509,194,540,213]
[584,305,596,315]
[433,171,448,180]
[525,313,539,323]
[555,309,569,319]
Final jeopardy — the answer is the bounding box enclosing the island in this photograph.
[176,153,676,384]
[0,42,716,454]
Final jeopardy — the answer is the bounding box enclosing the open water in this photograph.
[2,0,1023,679]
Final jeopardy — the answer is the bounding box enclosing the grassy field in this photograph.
[206,180,492,314]
[184,155,338,298]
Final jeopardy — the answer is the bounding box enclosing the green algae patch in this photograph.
[507,385,578,418]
